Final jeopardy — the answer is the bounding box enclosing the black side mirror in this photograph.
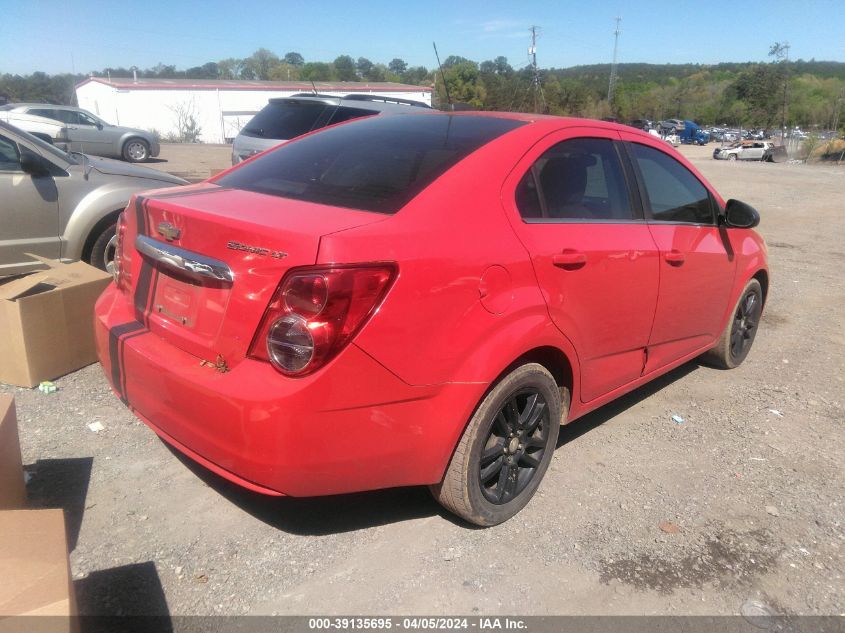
[96,122,103,130]
[19,150,50,176]
[723,199,760,229]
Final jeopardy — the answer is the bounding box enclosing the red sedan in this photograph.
[95,113,768,526]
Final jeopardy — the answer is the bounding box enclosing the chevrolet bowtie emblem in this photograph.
[157,222,181,241]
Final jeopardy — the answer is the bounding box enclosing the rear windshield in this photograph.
[240,101,331,140]
[216,114,526,214]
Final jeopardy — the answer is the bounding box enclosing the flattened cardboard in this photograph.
[0,396,26,510]
[0,259,111,387]
[0,509,76,619]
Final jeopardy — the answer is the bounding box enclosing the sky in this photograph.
[2,0,844,76]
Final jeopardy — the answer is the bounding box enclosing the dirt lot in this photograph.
[145,143,233,182]
[2,142,843,618]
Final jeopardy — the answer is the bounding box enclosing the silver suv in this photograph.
[232,93,430,164]
[0,104,160,163]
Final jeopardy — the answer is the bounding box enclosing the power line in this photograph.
[607,17,622,105]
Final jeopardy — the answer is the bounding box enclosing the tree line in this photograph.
[2,47,843,131]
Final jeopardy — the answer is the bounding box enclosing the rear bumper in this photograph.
[94,285,482,497]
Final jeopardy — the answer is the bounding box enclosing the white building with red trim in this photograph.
[75,77,432,144]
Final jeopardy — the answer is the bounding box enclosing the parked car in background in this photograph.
[231,93,431,164]
[0,109,69,147]
[663,133,681,147]
[629,119,654,131]
[0,104,160,163]
[97,113,768,526]
[713,141,775,161]
[0,121,186,277]
[659,119,685,134]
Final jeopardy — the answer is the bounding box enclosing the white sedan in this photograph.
[714,141,774,161]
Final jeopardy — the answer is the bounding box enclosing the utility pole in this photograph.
[529,26,539,113]
[781,42,790,143]
[608,17,622,108]
[770,42,791,142]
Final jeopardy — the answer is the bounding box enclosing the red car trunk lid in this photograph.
[123,185,384,367]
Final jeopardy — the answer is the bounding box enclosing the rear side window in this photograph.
[630,143,714,224]
[516,137,633,221]
[240,101,331,140]
[217,114,525,214]
[28,108,59,121]
[329,107,377,125]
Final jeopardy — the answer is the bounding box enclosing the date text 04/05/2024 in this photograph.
[307,617,527,630]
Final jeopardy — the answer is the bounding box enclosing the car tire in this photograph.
[123,138,150,163]
[88,222,117,273]
[430,363,563,526]
[728,154,737,161]
[701,278,763,369]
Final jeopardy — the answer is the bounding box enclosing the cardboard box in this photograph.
[0,509,76,620]
[0,396,26,510]
[0,258,111,388]
[0,396,77,630]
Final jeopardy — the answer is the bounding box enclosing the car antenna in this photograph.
[432,42,452,111]
[310,80,318,95]
[77,142,93,180]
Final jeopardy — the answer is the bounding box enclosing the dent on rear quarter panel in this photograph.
[316,121,575,387]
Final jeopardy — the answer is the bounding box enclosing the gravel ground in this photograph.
[2,143,843,618]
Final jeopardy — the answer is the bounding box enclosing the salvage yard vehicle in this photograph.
[678,120,709,145]
[0,103,161,162]
[714,141,775,161]
[95,113,769,526]
[231,93,430,164]
[0,121,187,276]
[0,108,69,147]
[662,133,680,147]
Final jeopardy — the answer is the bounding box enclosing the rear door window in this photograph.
[50,110,83,125]
[515,137,633,221]
[28,108,60,122]
[240,101,332,140]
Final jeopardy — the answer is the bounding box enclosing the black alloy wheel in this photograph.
[431,363,563,526]
[702,278,764,369]
[478,390,550,505]
[729,286,762,363]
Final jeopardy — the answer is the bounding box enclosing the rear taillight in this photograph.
[249,264,397,376]
[112,212,130,292]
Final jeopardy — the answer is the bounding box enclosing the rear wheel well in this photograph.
[753,269,769,306]
[439,345,576,483]
[81,210,123,263]
[503,346,574,420]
